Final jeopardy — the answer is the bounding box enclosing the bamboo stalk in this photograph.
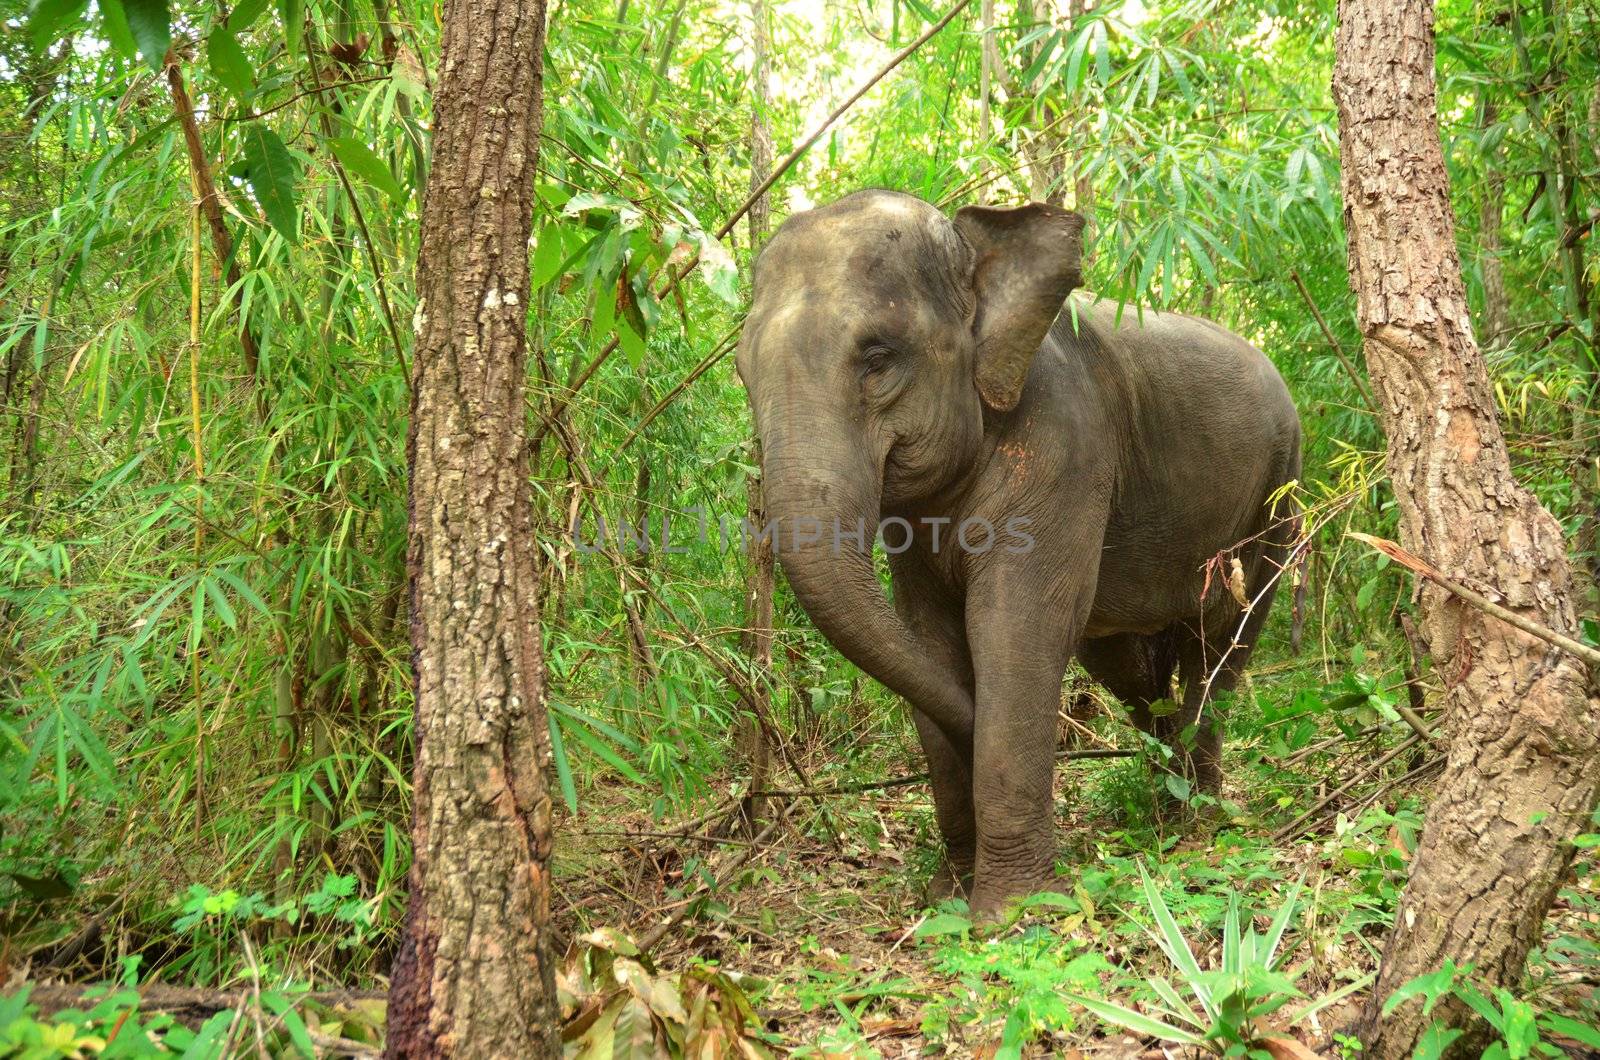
[188,196,207,835]
[165,54,262,394]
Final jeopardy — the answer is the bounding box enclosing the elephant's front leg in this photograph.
[888,553,977,901]
[965,560,1093,914]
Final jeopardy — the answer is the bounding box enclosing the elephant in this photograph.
[734,189,1301,913]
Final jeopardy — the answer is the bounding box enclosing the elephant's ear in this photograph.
[954,203,1086,413]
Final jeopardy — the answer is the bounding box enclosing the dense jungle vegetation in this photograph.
[2,0,1599,1053]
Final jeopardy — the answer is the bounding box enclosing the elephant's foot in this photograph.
[924,857,974,905]
[968,858,1060,918]
[1153,773,1224,832]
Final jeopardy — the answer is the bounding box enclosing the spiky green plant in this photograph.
[1067,864,1371,1057]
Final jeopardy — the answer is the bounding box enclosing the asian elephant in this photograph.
[734,189,1301,913]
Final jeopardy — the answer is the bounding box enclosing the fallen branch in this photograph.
[748,748,1135,800]
[21,983,385,1021]
[1273,734,1422,841]
[1347,532,1600,669]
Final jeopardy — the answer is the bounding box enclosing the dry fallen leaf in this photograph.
[1228,556,1251,607]
[1258,1035,1323,1060]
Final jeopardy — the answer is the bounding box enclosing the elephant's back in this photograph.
[1057,295,1299,465]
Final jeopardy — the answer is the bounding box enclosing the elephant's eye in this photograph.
[860,343,899,377]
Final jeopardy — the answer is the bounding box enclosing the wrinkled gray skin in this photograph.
[735,190,1301,912]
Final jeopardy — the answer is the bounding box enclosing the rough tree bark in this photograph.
[736,0,777,831]
[384,0,558,1052]
[1333,2,1600,1056]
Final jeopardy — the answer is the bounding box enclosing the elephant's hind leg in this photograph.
[1079,629,1182,730]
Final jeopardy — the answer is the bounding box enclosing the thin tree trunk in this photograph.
[1476,94,1508,350]
[384,0,558,1050]
[1333,3,1600,1057]
[736,0,777,832]
[978,0,994,162]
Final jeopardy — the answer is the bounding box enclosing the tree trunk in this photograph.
[384,0,558,1052]
[736,0,777,831]
[1333,3,1600,1057]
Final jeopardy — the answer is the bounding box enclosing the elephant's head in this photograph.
[735,190,1085,736]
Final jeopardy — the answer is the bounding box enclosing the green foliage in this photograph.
[1384,961,1600,1060]
[2,0,1598,1049]
[1066,865,1370,1056]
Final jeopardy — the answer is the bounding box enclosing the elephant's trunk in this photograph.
[760,436,974,752]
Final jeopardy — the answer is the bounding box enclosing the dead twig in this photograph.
[635,802,796,951]
[1273,735,1422,841]
[1289,269,1374,408]
[21,984,385,1022]
[749,748,1135,800]
[1348,532,1600,670]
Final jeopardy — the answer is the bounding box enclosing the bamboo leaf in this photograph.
[279,0,304,57]
[207,27,254,98]
[240,124,301,243]
[122,0,170,69]
[327,136,406,204]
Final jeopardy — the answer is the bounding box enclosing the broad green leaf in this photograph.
[1382,961,1466,1018]
[696,233,739,305]
[327,136,405,204]
[533,224,567,288]
[592,279,617,339]
[1016,890,1078,911]
[240,125,301,243]
[28,0,87,52]
[207,28,253,99]
[1164,773,1191,802]
[278,0,304,57]
[1412,1024,1464,1060]
[913,912,972,939]
[1541,1012,1600,1049]
[618,318,646,369]
[262,992,317,1057]
[226,0,270,31]
[122,0,170,70]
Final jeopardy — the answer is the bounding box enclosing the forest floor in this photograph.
[8,651,1600,1057]
[552,656,1600,1058]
